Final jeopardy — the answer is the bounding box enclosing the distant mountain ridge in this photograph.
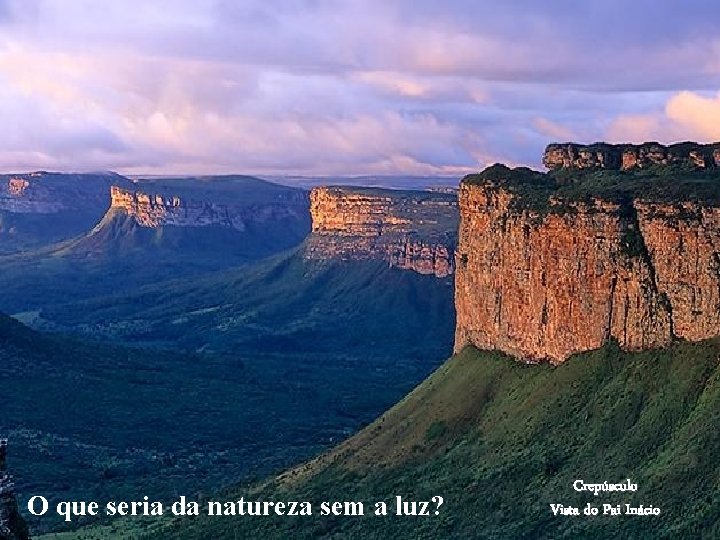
[0,171,133,253]
[67,175,311,257]
[0,175,311,313]
[108,176,308,231]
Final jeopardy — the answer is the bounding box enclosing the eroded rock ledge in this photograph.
[305,187,458,278]
[544,141,720,171]
[109,184,308,230]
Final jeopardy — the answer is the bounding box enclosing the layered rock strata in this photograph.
[0,172,130,214]
[109,183,308,231]
[305,187,457,278]
[455,165,720,363]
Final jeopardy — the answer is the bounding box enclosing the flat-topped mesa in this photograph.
[455,159,720,363]
[109,180,308,231]
[0,440,30,540]
[305,187,458,278]
[543,141,720,171]
[0,172,136,255]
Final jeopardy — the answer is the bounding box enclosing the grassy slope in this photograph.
[68,339,719,540]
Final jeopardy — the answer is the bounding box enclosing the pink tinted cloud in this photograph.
[606,91,720,144]
[1,0,720,173]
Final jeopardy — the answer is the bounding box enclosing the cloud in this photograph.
[532,118,576,142]
[0,1,720,174]
[666,91,720,139]
[605,91,720,144]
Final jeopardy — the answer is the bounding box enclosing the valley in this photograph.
[4,143,720,539]
[4,5,719,539]
[0,176,458,536]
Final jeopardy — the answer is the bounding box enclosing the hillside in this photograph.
[2,250,454,535]
[69,338,719,539]
[0,176,310,313]
[0,172,133,254]
[28,183,458,359]
[34,248,455,359]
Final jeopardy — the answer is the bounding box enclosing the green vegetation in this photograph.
[35,249,455,359]
[0,176,310,312]
[58,338,720,539]
[463,163,720,216]
[0,219,303,314]
[1,252,454,535]
[0,172,130,255]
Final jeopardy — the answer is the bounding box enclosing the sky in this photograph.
[1,0,720,176]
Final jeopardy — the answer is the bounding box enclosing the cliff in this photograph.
[108,176,309,231]
[0,440,29,540]
[544,141,720,171]
[304,187,458,277]
[455,148,720,363]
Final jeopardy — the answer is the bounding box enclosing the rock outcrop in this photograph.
[305,187,457,277]
[543,142,720,171]
[109,180,308,231]
[455,152,720,363]
[0,440,30,540]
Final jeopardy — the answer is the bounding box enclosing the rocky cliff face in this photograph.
[109,181,308,231]
[456,154,720,363]
[543,142,720,171]
[305,187,457,277]
[0,440,30,540]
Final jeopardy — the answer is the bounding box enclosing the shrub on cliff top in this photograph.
[463,163,720,214]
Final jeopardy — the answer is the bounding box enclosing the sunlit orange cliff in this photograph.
[455,142,720,363]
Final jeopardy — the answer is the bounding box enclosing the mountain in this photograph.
[27,147,720,538]
[1,186,458,536]
[72,338,720,539]
[456,145,720,363]
[543,141,720,171]
[0,172,133,254]
[30,186,459,357]
[71,176,310,256]
[53,143,720,540]
[0,176,311,313]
